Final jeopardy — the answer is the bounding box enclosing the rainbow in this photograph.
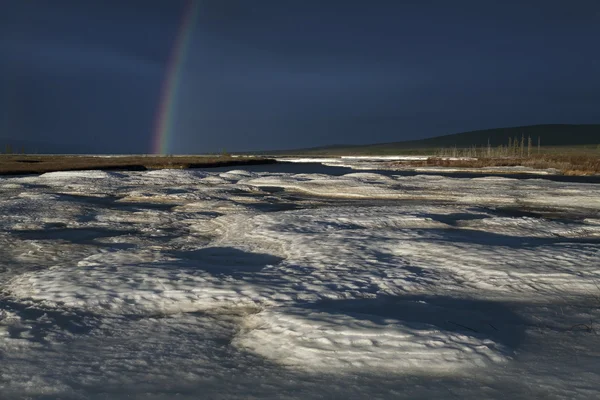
[151,0,200,155]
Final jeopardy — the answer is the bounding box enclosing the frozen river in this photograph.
[1,164,599,399]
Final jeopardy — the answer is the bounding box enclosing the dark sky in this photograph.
[1,0,599,153]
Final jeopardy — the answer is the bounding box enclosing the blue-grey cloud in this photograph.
[1,0,599,153]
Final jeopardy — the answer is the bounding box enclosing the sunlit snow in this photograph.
[1,166,599,399]
[276,156,561,174]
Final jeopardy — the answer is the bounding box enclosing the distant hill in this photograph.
[272,124,600,155]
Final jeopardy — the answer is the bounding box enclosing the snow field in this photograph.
[0,167,599,398]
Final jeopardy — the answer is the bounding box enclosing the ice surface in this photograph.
[276,156,564,175]
[1,168,599,399]
[235,300,510,372]
[242,172,600,209]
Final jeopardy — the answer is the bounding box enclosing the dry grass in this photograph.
[0,155,276,176]
[395,154,600,175]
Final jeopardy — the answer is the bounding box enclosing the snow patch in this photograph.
[235,299,511,372]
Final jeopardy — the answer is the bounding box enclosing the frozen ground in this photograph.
[276,156,561,175]
[1,166,599,399]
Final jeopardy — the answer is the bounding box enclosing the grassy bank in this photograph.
[0,155,276,176]
[270,144,600,158]
[393,154,600,175]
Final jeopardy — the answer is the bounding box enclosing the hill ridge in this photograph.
[272,124,600,155]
